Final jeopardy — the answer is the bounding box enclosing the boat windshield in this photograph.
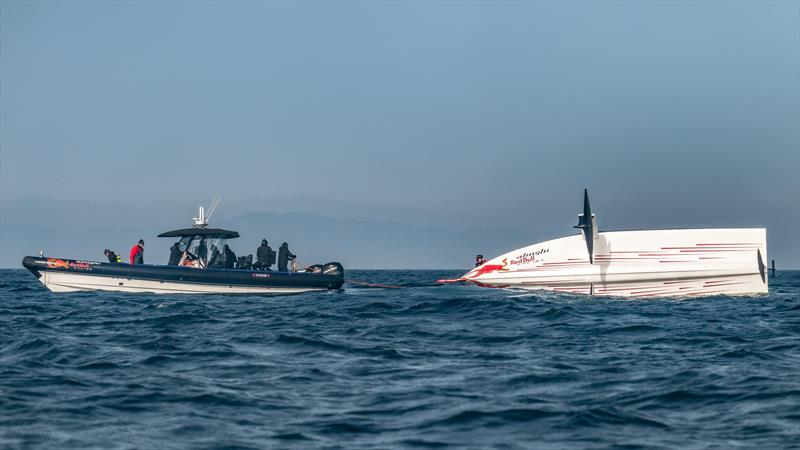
[176,235,228,269]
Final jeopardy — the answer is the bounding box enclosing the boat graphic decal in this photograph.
[46,258,69,269]
[46,258,93,271]
[467,259,508,278]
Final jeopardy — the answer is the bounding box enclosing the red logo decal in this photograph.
[467,259,508,278]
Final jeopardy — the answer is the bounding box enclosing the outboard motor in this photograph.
[322,262,344,277]
[305,264,323,274]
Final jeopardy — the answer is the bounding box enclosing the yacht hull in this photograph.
[455,228,768,297]
[22,256,343,295]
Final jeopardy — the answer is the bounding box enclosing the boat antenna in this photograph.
[206,197,221,222]
[192,197,221,229]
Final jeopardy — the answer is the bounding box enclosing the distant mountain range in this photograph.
[218,212,532,269]
[4,194,795,269]
[0,198,536,269]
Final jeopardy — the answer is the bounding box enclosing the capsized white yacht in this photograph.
[438,190,768,297]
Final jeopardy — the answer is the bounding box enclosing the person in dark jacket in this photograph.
[254,239,274,270]
[277,242,296,272]
[207,245,221,268]
[475,254,486,267]
[130,239,144,265]
[104,249,121,263]
[223,244,237,269]
[168,242,182,266]
[197,238,208,264]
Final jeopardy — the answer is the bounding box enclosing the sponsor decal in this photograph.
[252,273,271,278]
[68,261,92,271]
[467,248,550,279]
[508,248,549,267]
[46,258,69,269]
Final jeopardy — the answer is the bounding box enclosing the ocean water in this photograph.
[1,269,798,449]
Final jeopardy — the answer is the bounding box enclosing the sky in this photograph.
[1,1,799,268]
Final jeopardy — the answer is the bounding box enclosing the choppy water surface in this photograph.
[1,269,799,449]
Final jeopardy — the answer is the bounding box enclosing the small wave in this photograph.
[476,333,531,344]
[139,312,219,328]
[719,349,781,360]
[764,343,800,352]
[599,324,663,334]
[397,438,449,448]
[424,408,557,428]
[276,334,349,352]
[182,393,251,407]
[535,306,581,320]
[400,297,475,314]
[313,419,377,435]
[620,388,735,408]
[506,372,577,385]
[139,355,179,366]
[136,339,183,352]
[273,432,312,441]
[75,361,122,371]
[9,285,37,292]
[276,334,409,360]
[722,335,749,343]
[567,407,669,429]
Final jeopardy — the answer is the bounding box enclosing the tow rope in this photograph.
[346,279,404,289]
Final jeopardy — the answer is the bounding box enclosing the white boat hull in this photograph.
[460,228,768,297]
[38,271,326,295]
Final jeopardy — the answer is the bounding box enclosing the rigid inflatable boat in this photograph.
[439,190,769,298]
[22,205,344,295]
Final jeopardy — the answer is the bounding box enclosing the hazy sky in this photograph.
[2,1,799,266]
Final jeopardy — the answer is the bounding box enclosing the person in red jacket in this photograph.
[130,239,144,265]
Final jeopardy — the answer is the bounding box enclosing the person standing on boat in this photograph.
[168,242,182,266]
[104,249,121,263]
[254,239,274,270]
[208,245,221,268]
[278,242,296,272]
[130,239,144,265]
[197,238,208,265]
[223,244,237,269]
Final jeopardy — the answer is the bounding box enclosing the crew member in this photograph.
[223,244,237,269]
[104,249,121,263]
[207,245,221,268]
[168,242,182,266]
[278,242,296,272]
[197,238,208,264]
[254,239,274,270]
[130,239,144,265]
[475,254,486,267]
